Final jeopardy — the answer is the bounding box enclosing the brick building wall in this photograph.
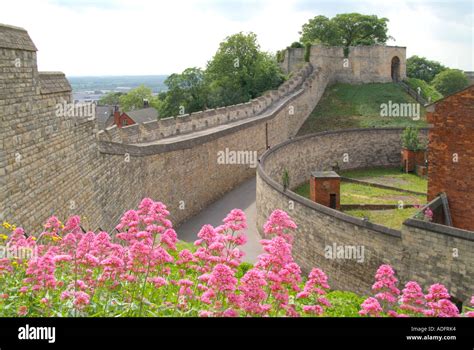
[427,86,474,231]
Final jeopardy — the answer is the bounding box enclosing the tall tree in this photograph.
[159,67,208,117]
[299,13,391,48]
[206,32,284,107]
[98,91,124,106]
[119,85,159,112]
[406,55,447,83]
[431,69,468,96]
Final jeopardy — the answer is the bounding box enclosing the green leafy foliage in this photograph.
[406,55,447,83]
[98,91,124,106]
[299,13,391,49]
[401,126,425,151]
[324,291,366,317]
[206,32,284,108]
[118,85,160,112]
[405,78,443,102]
[158,68,208,118]
[431,69,469,96]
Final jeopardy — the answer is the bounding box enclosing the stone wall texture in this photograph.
[281,45,407,83]
[257,128,473,304]
[2,24,472,304]
[427,86,474,231]
[0,24,330,234]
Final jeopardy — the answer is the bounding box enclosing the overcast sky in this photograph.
[1,0,472,76]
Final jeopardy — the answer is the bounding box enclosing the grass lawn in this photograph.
[340,182,425,205]
[294,181,425,206]
[339,167,427,193]
[297,83,428,135]
[344,208,420,230]
[292,167,427,229]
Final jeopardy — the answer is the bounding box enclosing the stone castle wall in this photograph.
[281,45,406,83]
[256,128,473,304]
[0,24,330,234]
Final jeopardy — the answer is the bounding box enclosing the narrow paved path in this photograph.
[176,177,262,263]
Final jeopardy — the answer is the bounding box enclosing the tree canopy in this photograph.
[299,13,391,48]
[205,32,284,108]
[431,69,469,96]
[406,55,447,83]
[119,85,160,112]
[98,91,124,106]
[158,68,208,117]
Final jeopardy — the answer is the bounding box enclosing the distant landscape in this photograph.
[68,75,168,102]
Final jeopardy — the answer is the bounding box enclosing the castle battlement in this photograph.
[96,63,315,145]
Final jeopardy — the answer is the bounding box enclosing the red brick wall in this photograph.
[427,86,474,231]
[310,177,340,210]
[113,111,136,128]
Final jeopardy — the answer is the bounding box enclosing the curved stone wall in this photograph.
[257,128,473,303]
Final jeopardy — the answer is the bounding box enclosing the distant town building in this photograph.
[95,105,116,129]
[426,85,474,231]
[113,107,159,128]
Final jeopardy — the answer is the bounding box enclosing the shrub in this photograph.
[405,77,443,102]
[289,42,304,49]
[432,69,469,96]
[401,126,425,151]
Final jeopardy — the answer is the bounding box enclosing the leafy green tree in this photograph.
[299,13,391,49]
[431,69,469,96]
[158,68,208,117]
[406,56,447,83]
[206,32,284,107]
[98,92,124,105]
[119,85,158,112]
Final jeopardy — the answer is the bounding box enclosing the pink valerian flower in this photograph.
[199,310,213,317]
[263,209,297,243]
[256,236,294,272]
[359,297,383,317]
[73,291,90,309]
[207,264,237,293]
[177,249,195,265]
[160,229,178,250]
[423,283,459,317]
[178,279,194,297]
[195,225,219,247]
[24,250,57,290]
[425,283,451,302]
[237,268,270,315]
[63,215,81,235]
[222,209,247,232]
[222,308,239,317]
[424,208,433,221]
[18,305,28,316]
[147,277,167,289]
[372,264,400,305]
[400,281,426,314]
[425,299,459,317]
[297,268,331,315]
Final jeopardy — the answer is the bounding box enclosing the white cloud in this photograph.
[0,0,471,75]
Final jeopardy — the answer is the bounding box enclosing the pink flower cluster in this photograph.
[1,198,472,318]
[360,266,465,318]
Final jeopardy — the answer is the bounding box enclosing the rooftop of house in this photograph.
[124,107,159,123]
[96,105,115,129]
